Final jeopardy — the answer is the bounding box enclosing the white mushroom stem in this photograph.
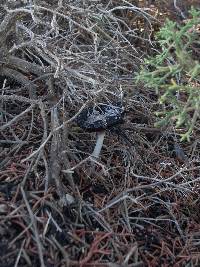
[92,130,106,158]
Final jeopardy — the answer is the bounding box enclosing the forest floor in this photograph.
[0,1,200,267]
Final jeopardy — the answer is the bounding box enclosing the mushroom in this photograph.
[76,103,124,158]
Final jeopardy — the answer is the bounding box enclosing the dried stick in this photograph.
[21,187,45,267]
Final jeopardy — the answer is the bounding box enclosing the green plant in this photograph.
[136,7,200,141]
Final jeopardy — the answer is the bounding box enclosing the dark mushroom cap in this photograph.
[76,104,124,132]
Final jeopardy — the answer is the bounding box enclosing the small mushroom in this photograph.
[76,103,124,158]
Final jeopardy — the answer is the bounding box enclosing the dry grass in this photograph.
[1,1,200,266]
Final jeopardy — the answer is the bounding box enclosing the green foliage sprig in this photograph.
[136,7,200,141]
